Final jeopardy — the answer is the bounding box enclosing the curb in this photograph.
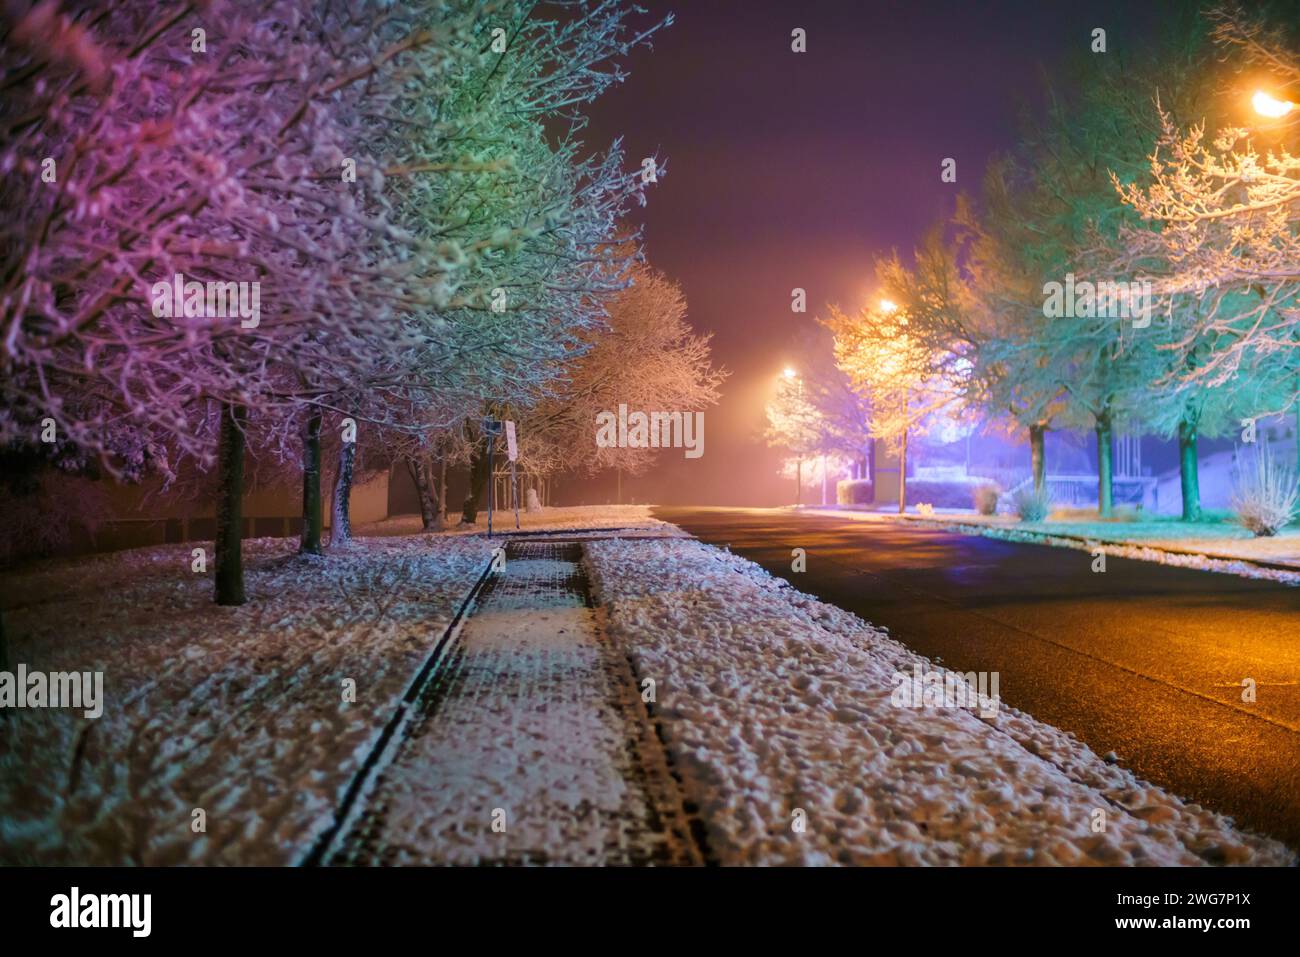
[890,513,1300,576]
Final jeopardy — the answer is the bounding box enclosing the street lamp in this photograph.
[1253,90,1296,119]
[879,298,899,314]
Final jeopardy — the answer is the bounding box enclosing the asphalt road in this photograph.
[654,506,1300,850]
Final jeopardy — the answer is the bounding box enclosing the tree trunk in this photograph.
[407,455,435,529]
[1029,423,1046,494]
[422,456,446,531]
[300,412,323,554]
[461,440,489,524]
[215,402,247,606]
[1095,412,1114,519]
[437,454,448,529]
[1178,415,1202,522]
[331,438,356,547]
[898,430,908,514]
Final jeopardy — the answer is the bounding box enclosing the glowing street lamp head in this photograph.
[783,367,798,380]
[1253,90,1295,119]
[879,298,899,314]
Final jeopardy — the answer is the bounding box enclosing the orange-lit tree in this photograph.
[825,297,956,513]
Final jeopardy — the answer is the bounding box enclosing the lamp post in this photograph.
[1251,91,1300,469]
[876,298,911,513]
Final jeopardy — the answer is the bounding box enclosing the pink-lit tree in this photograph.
[0,1,484,601]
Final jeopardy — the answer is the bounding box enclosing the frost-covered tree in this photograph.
[825,297,957,512]
[0,0,493,601]
[865,221,1067,492]
[956,178,1071,493]
[967,8,1232,516]
[515,262,725,477]
[1114,116,1300,426]
[276,1,669,536]
[795,330,874,473]
[0,0,475,464]
[381,2,671,524]
[764,369,821,502]
[1108,2,1300,496]
[763,332,868,503]
[0,0,672,597]
[1113,81,1298,388]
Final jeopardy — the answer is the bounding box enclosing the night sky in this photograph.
[577,0,1172,506]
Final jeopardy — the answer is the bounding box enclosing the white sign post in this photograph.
[504,421,518,462]
[504,421,520,529]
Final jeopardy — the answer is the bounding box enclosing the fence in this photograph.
[492,470,552,512]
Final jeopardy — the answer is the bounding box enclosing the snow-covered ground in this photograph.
[584,536,1295,865]
[798,506,1300,585]
[4,505,1292,866]
[0,534,492,865]
[358,504,669,537]
[0,506,664,865]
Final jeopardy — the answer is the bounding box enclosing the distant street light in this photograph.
[783,366,798,379]
[879,298,899,314]
[1253,90,1296,119]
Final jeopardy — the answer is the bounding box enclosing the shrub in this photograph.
[0,470,113,563]
[904,477,988,508]
[1232,444,1299,537]
[973,484,1000,515]
[837,478,873,505]
[1012,484,1053,522]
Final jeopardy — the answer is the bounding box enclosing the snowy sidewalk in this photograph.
[584,537,1295,865]
[333,540,700,865]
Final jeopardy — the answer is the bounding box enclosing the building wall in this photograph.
[37,469,389,558]
[341,471,389,526]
